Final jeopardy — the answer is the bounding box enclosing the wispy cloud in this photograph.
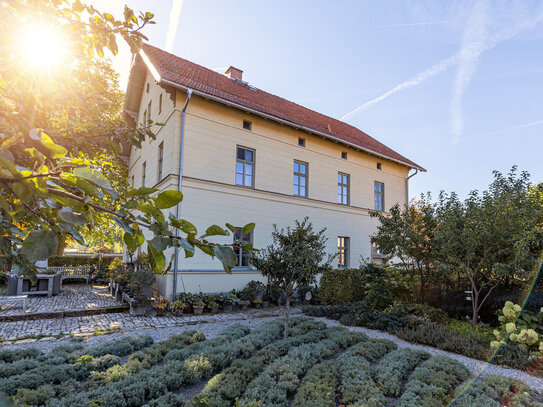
[165,0,184,52]
[353,21,449,29]
[481,120,543,138]
[340,6,543,122]
[450,0,490,142]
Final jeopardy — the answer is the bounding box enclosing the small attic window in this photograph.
[243,120,252,131]
[298,138,305,147]
[341,152,347,160]
[146,83,150,93]
[377,162,382,170]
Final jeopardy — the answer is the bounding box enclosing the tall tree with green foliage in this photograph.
[370,197,437,302]
[0,0,253,278]
[435,168,543,326]
[252,218,333,338]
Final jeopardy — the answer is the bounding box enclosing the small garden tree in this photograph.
[370,197,437,302]
[252,218,333,338]
[435,168,543,326]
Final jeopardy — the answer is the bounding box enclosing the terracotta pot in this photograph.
[211,305,219,313]
[154,308,166,316]
[222,304,233,312]
[183,305,194,314]
[193,305,204,315]
[241,304,249,311]
[172,309,184,316]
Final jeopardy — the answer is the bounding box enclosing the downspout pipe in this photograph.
[173,88,193,299]
[406,168,419,208]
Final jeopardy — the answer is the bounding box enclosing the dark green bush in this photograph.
[291,360,338,407]
[0,348,42,364]
[48,255,118,269]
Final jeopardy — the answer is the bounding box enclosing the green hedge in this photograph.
[48,256,118,269]
[319,269,363,304]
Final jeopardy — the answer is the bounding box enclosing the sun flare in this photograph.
[18,24,68,71]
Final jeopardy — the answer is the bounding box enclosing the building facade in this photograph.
[124,44,425,297]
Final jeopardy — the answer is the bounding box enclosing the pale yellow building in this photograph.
[124,44,425,297]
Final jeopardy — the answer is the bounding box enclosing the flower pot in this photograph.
[183,305,194,314]
[193,305,204,315]
[222,304,233,312]
[154,308,166,316]
[211,305,219,314]
[172,309,184,317]
[262,301,269,308]
[241,304,249,311]
[252,303,261,309]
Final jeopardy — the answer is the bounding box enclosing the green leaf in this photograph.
[178,238,195,258]
[242,222,256,236]
[39,132,67,159]
[137,204,165,223]
[169,215,197,234]
[205,225,227,237]
[225,223,236,234]
[59,208,87,226]
[148,245,166,274]
[73,167,111,190]
[149,236,172,252]
[112,217,135,234]
[214,246,237,274]
[155,190,183,209]
[126,186,157,197]
[21,229,58,262]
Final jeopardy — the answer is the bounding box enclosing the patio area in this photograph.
[0,284,122,317]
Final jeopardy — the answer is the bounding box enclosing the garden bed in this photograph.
[0,317,541,406]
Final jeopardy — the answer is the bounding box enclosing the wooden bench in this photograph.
[0,295,28,311]
[48,266,90,285]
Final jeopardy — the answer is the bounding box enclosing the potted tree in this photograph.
[252,298,262,309]
[221,293,237,312]
[176,292,195,314]
[204,294,220,313]
[172,299,186,316]
[126,264,155,316]
[192,296,205,315]
[152,296,171,316]
[239,300,250,310]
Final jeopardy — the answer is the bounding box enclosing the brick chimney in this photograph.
[225,66,243,81]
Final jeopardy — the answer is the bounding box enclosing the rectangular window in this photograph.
[337,237,349,268]
[234,227,253,267]
[293,160,308,197]
[148,101,152,122]
[157,142,164,182]
[236,146,255,187]
[341,151,347,160]
[159,94,162,114]
[243,120,252,130]
[377,162,382,170]
[337,172,349,205]
[298,137,305,147]
[142,161,146,187]
[374,181,384,211]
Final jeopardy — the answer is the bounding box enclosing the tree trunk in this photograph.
[55,234,67,256]
[471,287,479,328]
[418,267,425,303]
[283,293,291,339]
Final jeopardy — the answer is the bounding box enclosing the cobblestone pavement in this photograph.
[0,284,120,316]
[0,307,296,341]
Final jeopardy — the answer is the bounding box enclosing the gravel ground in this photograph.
[2,311,541,393]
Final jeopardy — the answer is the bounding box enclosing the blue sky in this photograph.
[101,0,543,200]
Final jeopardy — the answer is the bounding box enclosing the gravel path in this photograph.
[312,316,543,393]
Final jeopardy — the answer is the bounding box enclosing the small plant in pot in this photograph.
[192,296,205,315]
[176,292,196,313]
[172,300,186,316]
[204,294,220,313]
[152,296,171,316]
[239,300,250,310]
[221,293,238,312]
[252,298,262,309]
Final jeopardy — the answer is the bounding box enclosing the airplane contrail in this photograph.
[165,0,184,52]
[341,8,543,122]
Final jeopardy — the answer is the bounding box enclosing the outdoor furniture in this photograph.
[48,266,90,285]
[6,271,62,297]
[0,295,27,311]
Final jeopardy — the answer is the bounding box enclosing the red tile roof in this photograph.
[140,43,424,170]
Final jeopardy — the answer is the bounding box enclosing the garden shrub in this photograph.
[342,338,397,362]
[375,348,430,396]
[454,375,543,407]
[0,348,42,364]
[239,328,365,407]
[399,355,469,407]
[291,360,338,407]
[337,348,386,406]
